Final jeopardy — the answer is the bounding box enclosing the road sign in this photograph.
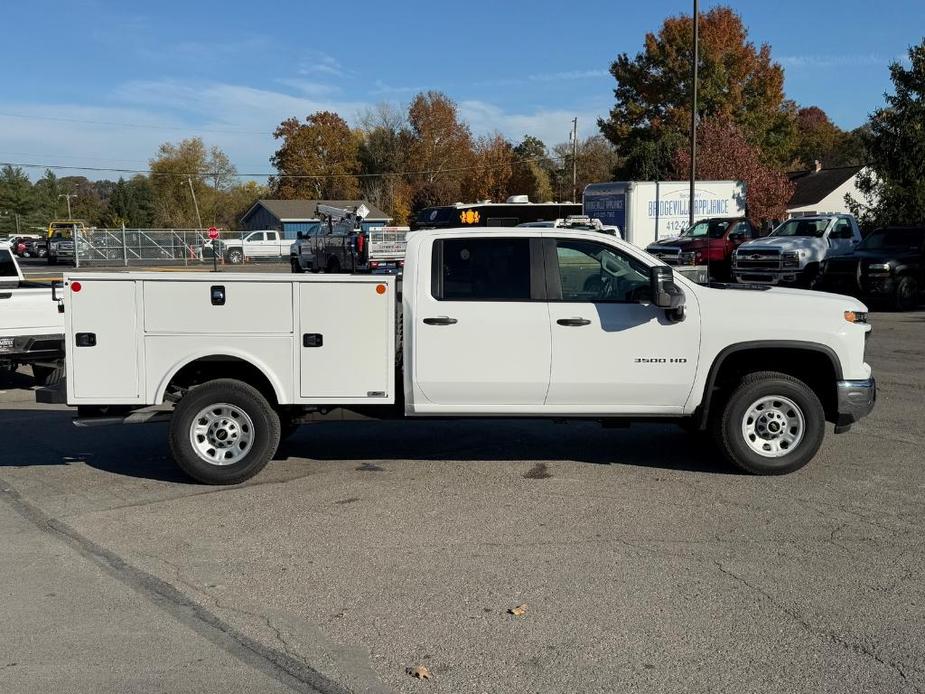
[208,226,219,240]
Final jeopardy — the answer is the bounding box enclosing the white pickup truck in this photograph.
[732,214,862,287]
[0,244,65,384]
[203,230,290,265]
[39,228,876,484]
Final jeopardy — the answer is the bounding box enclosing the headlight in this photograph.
[868,263,891,273]
[783,251,801,267]
[844,310,869,324]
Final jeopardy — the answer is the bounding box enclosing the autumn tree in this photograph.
[552,136,619,201]
[849,39,925,227]
[406,91,473,208]
[673,114,793,223]
[270,111,361,200]
[600,6,793,176]
[463,133,514,202]
[509,135,554,202]
[149,138,237,227]
[358,103,413,223]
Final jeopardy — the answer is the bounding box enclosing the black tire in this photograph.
[327,258,341,274]
[290,257,304,273]
[48,255,58,266]
[169,379,280,485]
[895,275,919,311]
[712,370,825,475]
[226,248,244,265]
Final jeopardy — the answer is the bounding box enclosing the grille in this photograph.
[736,249,781,270]
[648,246,681,264]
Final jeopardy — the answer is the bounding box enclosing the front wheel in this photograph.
[290,257,304,273]
[169,379,280,484]
[895,275,919,311]
[713,371,825,475]
[226,248,244,265]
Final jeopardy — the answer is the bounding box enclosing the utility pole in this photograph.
[186,176,203,231]
[570,117,578,202]
[59,193,76,219]
[689,0,699,227]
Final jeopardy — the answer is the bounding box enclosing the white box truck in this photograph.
[38,227,876,485]
[583,181,747,248]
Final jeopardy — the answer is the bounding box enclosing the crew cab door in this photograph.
[412,236,551,407]
[543,237,699,411]
[826,218,857,256]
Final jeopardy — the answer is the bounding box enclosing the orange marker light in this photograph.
[376,284,387,295]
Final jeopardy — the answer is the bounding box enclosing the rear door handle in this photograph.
[557,318,591,326]
[423,316,458,326]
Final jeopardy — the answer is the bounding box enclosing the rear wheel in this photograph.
[226,248,244,265]
[169,379,280,484]
[290,257,304,273]
[895,276,919,311]
[713,371,825,475]
[327,258,341,274]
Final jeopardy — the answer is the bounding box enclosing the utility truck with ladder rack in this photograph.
[39,227,876,484]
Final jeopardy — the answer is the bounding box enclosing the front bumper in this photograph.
[835,378,876,428]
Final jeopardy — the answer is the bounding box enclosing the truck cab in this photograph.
[732,214,861,287]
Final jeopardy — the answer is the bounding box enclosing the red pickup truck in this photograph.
[646,217,763,281]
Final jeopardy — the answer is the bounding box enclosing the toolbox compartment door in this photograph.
[299,281,393,400]
[69,280,140,400]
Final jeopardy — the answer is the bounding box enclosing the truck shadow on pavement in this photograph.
[0,410,736,483]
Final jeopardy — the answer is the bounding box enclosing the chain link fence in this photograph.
[73,228,290,268]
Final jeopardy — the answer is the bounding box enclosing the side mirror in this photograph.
[649,266,686,320]
[729,231,745,242]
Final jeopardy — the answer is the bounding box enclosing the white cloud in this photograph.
[298,52,349,77]
[459,100,604,147]
[0,79,609,181]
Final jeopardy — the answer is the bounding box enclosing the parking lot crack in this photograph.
[713,561,922,692]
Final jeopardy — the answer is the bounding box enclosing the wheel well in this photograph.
[165,356,278,406]
[702,347,840,425]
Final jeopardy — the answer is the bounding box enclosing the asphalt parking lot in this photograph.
[1,310,923,694]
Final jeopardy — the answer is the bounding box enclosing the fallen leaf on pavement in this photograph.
[508,603,528,616]
[408,665,432,680]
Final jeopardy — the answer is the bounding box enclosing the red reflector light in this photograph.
[398,260,404,267]
[376,284,386,295]
[71,281,82,292]
[369,261,379,268]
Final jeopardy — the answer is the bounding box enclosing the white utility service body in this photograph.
[583,180,746,248]
[49,227,876,484]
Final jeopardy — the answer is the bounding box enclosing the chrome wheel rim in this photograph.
[741,395,804,458]
[189,403,254,466]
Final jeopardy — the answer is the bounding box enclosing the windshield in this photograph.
[858,228,925,251]
[771,218,830,238]
[682,219,729,239]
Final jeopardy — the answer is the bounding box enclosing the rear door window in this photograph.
[432,238,532,301]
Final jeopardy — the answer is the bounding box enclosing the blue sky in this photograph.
[3,0,923,180]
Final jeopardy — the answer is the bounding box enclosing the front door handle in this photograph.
[423,316,458,326]
[557,318,591,327]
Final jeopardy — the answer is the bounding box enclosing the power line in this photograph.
[0,153,568,180]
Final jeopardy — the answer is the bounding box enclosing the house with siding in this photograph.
[240,200,391,237]
[786,164,873,218]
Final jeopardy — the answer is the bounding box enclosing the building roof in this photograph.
[243,199,391,223]
[787,166,864,208]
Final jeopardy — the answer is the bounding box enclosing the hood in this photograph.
[738,236,825,253]
[830,248,919,262]
[649,236,716,250]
